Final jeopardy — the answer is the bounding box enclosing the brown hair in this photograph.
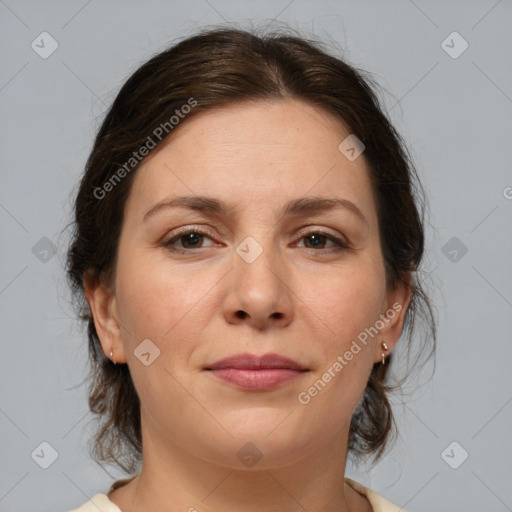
[66,25,436,474]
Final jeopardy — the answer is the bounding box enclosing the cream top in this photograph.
[68,476,405,512]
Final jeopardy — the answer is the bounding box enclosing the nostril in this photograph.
[236,310,247,319]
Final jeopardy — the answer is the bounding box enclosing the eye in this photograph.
[162,227,349,255]
[296,230,349,252]
[162,228,216,253]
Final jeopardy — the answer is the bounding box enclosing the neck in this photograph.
[108,421,371,512]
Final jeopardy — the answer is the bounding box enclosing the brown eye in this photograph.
[299,231,349,251]
[163,229,215,253]
[177,232,205,249]
[303,233,329,249]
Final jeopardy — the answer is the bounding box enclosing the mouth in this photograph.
[204,353,309,391]
[205,352,308,371]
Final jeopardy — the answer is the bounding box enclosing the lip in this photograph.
[205,353,309,391]
[206,352,307,371]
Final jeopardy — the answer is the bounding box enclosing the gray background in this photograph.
[1,1,511,511]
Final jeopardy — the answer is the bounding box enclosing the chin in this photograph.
[200,418,319,470]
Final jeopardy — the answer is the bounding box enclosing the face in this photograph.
[86,98,410,469]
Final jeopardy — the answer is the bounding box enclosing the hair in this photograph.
[65,25,436,474]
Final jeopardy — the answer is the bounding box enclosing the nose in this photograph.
[222,238,294,330]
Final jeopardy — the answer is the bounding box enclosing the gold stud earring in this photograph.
[381,342,389,365]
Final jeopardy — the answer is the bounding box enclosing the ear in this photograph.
[373,273,413,363]
[83,269,127,364]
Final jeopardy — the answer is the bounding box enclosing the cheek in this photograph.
[299,258,384,408]
[300,279,379,429]
[113,246,225,381]
[312,264,385,344]
[318,264,385,404]
[114,246,202,338]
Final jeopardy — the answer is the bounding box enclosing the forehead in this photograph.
[124,98,377,224]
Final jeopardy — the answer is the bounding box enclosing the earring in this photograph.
[381,342,389,365]
[109,350,117,365]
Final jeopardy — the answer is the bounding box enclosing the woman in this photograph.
[66,26,435,512]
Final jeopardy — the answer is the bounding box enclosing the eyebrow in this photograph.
[143,195,368,226]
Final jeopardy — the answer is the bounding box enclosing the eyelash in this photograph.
[162,226,349,255]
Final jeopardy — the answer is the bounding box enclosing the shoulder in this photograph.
[68,476,136,512]
[345,478,406,512]
[68,476,136,511]
[68,493,122,512]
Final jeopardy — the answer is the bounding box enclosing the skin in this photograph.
[85,98,411,512]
